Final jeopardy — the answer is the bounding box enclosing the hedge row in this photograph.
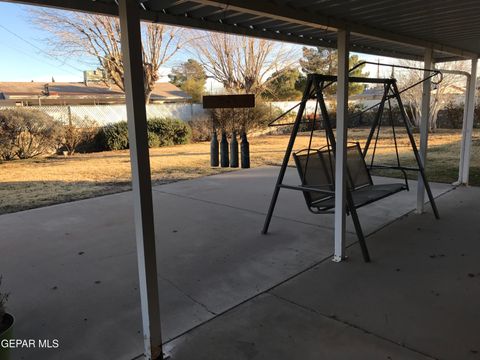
[0,109,192,160]
[95,117,191,151]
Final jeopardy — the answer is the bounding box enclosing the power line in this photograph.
[0,39,80,78]
[0,24,84,73]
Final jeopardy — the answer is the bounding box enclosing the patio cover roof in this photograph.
[9,0,480,61]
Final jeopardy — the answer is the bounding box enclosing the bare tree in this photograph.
[191,32,298,96]
[32,9,185,103]
[397,60,468,132]
[60,115,98,156]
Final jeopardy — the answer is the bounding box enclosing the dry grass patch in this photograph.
[0,129,478,214]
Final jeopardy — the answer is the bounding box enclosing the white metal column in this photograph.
[118,1,163,359]
[458,57,478,185]
[416,48,433,213]
[333,29,349,262]
[457,75,472,184]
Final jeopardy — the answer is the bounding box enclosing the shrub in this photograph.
[98,121,130,151]
[96,118,191,151]
[60,116,99,155]
[315,104,404,129]
[170,119,191,145]
[147,118,174,146]
[0,108,62,160]
[147,131,161,148]
[247,102,281,131]
[188,117,213,142]
[0,122,17,161]
[433,103,480,129]
[147,117,191,146]
[208,102,282,134]
[437,102,463,129]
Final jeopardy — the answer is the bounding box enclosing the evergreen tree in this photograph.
[299,47,368,96]
[264,68,303,100]
[169,59,207,103]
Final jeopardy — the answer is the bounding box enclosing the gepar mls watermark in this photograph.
[1,339,59,349]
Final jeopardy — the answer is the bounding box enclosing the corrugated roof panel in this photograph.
[141,0,477,60]
[7,0,480,61]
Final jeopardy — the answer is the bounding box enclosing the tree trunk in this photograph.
[145,90,152,105]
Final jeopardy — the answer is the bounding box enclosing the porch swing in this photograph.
[261,65,441,262]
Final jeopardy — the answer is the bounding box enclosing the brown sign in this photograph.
[202,94,255,109]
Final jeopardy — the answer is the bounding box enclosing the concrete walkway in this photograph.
[0,167,455,359]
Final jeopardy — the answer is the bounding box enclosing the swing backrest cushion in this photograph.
[293,143,373,208]
[315,143,372,190]
[345,143,372,189]
[293,151,333,206]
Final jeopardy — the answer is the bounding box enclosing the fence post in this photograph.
[67,106,72,126]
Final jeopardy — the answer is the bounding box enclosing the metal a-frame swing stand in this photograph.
[261,73,440,262]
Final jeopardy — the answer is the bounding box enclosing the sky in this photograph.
[0,2,86,82]
[0,2,188,82]
[0,1,394,86]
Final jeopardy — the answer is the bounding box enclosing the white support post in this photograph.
[333,29,349,262]
[118,1,163,359]
[457,75,471,184]
[459,57,478,185]
[416,48,433,213]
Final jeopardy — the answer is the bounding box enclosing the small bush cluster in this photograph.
[147,117,191,146]
[438,102,465,129]
[0,109,192,160]
[296,104,375,132]
[0,108,63,160]
[188,117,214,142]
[96,121,130,151]
[97,117,191,151]
[0,109,103,159]
[436,103,480,129]
[204,102,283,138]
[60,116,99,155]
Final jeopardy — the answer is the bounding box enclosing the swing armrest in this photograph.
[366,164,412,191]
[368,164,419,172]
[279,184,335,195]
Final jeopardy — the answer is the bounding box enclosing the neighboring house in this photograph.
[0,81,191,106]
[350,86,385,108]
[352,86,385,100]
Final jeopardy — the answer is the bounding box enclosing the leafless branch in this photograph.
[31,8,189,103]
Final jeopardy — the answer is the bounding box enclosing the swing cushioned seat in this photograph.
[293,143,407,212]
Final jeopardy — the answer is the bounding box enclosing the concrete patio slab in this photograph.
[1,169,350,360]
[1,192,213,360]
[167,293,432,360]
[0,166,459,359]
[269,186,480,360]
[154,166,452,235]
[152,191,343,317]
